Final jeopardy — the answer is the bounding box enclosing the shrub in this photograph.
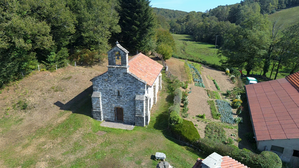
[213,80,220,90]
[225,68,230,75]
[227,137,234,145]
[230,67,241,77]
[171,119,200,143]
[169,111,183,125]
[259,151,282,168]
[237,106,243,115]
[197,114,206,119]
[232,99,242,109]
[204,123,227,143]
[207,90,221,99]
[168,104,180,114]
[234,117,243,124]
[208,100,221,120]
[216,100,234,124]
[173,88,182,104]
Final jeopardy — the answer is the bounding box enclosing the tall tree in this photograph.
[116,0,155,53]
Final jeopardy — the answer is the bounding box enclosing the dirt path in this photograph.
[166,58,188,82]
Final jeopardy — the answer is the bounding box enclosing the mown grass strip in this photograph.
[207,100,221,120]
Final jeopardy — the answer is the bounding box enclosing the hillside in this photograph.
[153,7,188,20]
[269,6,299,30]
[0,61,203,167]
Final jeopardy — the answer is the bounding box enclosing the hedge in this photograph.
[213,79,220,90]
[173,88,182,104]
[171,119,200,143]
[196,139,282,168]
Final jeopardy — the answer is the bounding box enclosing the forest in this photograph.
[157,0,299,77]
[1,0,299,87]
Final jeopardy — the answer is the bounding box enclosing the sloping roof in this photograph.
[286,71,299,91]
[221,156,248,168]
[246,75,299,141]
[128,53,163,86]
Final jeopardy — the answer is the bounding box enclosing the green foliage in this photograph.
[213,80,220,90]
[155,28,176,51]
[153,8,188,20]
[204,123,227,144]
[206,90,221,99]
[237,106,243,115]
[197,114,206,119]
[117,0,155,53]
[226,87,245,99]
[184,61,193,84]
[208,100,221,120]
[169,111,183,125]
[197,139,282,168]
[215,100,234,124]
[156,43,173,60]
[171,119,200,143]
[173,88,182,103]
[168,104,180,114]
[13,100,28,110]
[227,137,234,145]
[234,117,243,124]
[232,99,242,108]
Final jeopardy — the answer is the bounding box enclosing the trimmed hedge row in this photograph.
[196,139,282,168]
[213,79,220,90]
[171,119,200,143]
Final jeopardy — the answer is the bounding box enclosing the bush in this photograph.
[208,100,221,120]
[169,111,183,125]
[259,151,282,168]
[227,137,234,145]
[225,68,230,75]
[230,67,241,77]
[173,88,182,104]
[207,90,221,99]
[237,106,243,115]
[197,114,206,119]
[156,43,173,60]
[234,117,243,124]
[168,104,180,114]
[232,99,242,109]
[171,119,200,143]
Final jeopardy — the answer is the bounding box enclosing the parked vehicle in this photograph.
[245,77,258,85]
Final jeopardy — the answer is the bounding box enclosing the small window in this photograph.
[118,90,120,96]
[271,145,284,154]
[293,150,299,157]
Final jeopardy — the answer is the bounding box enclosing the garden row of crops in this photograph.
[188,63,205,88]
[215,100,235,124]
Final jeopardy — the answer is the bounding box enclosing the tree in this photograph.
[219,12,271,75]
[156,43,173,60]
[116,0,156,53]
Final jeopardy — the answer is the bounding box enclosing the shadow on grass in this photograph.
[54,85,93,117]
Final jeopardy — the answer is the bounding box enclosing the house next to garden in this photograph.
[91,42,163,126]
[246,71,299,165]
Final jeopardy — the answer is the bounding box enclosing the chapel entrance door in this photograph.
[115,107,123,122]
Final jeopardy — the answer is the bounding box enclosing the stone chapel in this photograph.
[91,42,163,126]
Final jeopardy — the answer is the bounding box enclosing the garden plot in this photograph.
[166,58,188,82]
[201,66,235,92]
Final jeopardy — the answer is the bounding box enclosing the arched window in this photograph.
[115,52,121,65]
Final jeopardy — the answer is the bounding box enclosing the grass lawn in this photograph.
[0,73,204,168]
[172,34,222,66]
[269,6,299,30]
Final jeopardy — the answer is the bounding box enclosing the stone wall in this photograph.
[92,67,146,125]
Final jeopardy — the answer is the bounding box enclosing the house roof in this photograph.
[221,156,248,168]
[128,53,163,86]
[286,71,299,91]
[246,74,299,141]
[192,153,248,168]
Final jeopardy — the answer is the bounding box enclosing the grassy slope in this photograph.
[172,34,222,66]
[0,71,203,167]
[173,34,288,79]
[269,6,299,30]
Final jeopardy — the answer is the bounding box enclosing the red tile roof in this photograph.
[221,156,248,168]
[286,71,299,91]
[246,77,299,141]
[128,53,163,86]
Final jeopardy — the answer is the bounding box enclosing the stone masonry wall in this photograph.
[92,67,146,125]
